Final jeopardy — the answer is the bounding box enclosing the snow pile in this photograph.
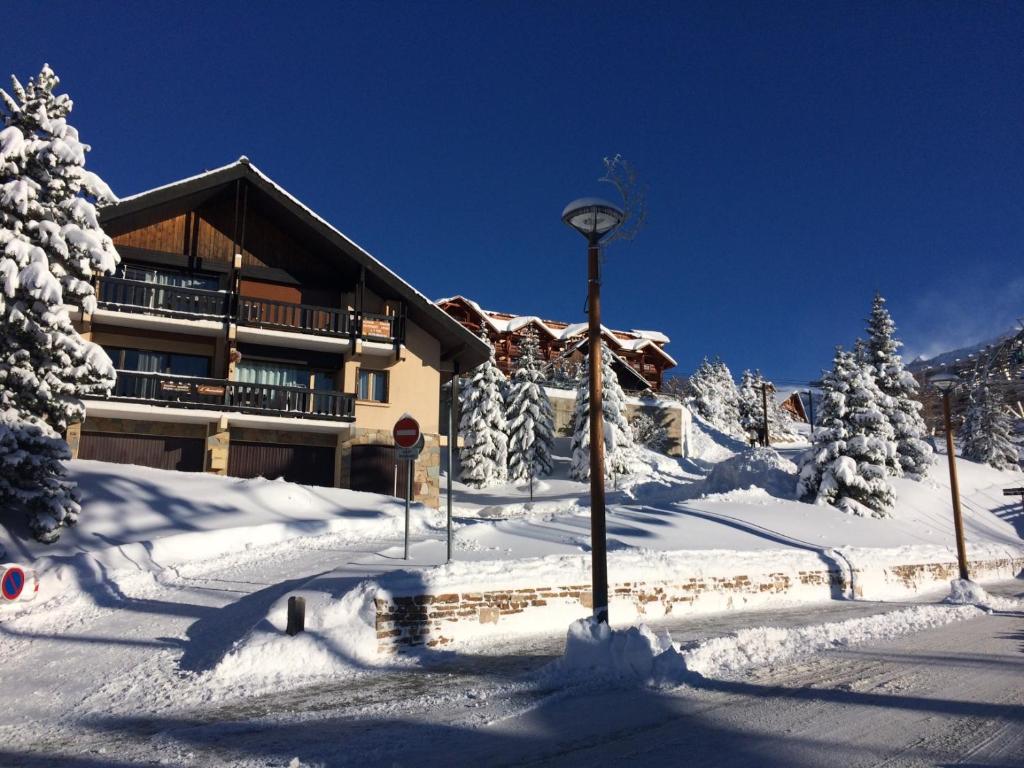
[542,617,686,685]
[208,580,388,692]
[944,579,1022,612]
[685,414,743,464]
[703,447,797,499]
[681,604,982,679]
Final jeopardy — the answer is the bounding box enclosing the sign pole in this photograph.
[392,414,423,563]
[404,459,412,560]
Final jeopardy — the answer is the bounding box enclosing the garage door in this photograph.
[229,442,335,487]
[349,444,412,499]
[79,432,205,472]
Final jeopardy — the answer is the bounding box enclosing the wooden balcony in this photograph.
[236,297,352,337]
[91,370,355,421]
[96,277,230,318]
[93,276,406,347]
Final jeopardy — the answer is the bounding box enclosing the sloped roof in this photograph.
[101,159,489,369]
[437,294,675,366]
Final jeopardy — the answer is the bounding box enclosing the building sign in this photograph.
[196,385,226,396]
[362,318,392,338]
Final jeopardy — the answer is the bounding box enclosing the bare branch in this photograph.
[598,154,648,245]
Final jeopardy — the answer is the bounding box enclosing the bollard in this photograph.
[286,595,305,636]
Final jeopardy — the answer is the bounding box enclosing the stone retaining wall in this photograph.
[373,554,1024,654]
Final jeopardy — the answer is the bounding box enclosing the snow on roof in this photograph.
[438,295,672,351]
[115,159,242,205]
[630,329,671,343]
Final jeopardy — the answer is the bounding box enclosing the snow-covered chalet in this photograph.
[67,158,488,508]
[437,296,677,393]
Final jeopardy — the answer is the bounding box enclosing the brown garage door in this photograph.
[229,442,335,487]
[79,432,205,472]
[349,444,412,499]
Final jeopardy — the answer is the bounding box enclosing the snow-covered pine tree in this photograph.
[458,333,508,487]
[689,357,742,436]
[797,348,896,517]
[737,369,761,439]
[571,341,637,480]
[865,293,932,477]
[506,328,555,483]
[961,385,1020,471]
[738,369,798,443]
[0,65,119,541]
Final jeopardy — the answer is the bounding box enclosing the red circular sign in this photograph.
[393,415,421,449]
[1,566,25,601]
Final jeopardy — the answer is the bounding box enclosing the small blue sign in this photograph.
[1,567,25,601]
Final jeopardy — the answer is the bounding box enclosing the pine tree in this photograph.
[458,333,508,487]
[689,357,742,436]
[961,385,1020,471]
[797,348,896,517]
[629,412,668,453]
[738,370,798,443]
[865,293,932,477]
[506,328,555,483]
[571,341,637,480]
[0,65,119,541]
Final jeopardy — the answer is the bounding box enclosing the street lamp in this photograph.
[562,196,625,625]
[929,372,970,581]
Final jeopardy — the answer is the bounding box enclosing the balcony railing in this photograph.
[94,276,405,346]
[96,277,230,318]
[236,297,351,337]
[95,370,355,421]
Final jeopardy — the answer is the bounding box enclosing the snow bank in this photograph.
[702,447,797,499]
[681,603,982,678]
[541,618,685,685]
[0,460,443,607]
[944,578,1022,612]
[208,579,390,692]
[543,600,986,690]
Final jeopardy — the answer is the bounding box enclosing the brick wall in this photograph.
[373,554,1024,654]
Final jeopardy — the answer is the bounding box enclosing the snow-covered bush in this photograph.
[865,293,932,477]
[0,65,119,541]
[960,384,1020,471]
[629,411,668,454]
[797,348,896,517]
[688,357,742,436]
[571,341,638,480]
[458,333,508,487]
[506,328,555,482]
[704,447,797,499]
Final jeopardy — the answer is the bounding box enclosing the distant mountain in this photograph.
[907,329,1020,372]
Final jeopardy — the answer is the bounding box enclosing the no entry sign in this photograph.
[1,565,26,601]
[393,415,421,449]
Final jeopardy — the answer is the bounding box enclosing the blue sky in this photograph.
[5,1,1022,383]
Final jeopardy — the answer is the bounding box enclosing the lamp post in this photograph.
[562,197,625,625]
[929,372,970,581]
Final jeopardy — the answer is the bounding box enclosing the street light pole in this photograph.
[562,197,624,625]
[586,236,609,623]
[931,372,970,581]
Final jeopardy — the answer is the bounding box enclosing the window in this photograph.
[236,360,309,388]
[105,347,211,377]
[357,369,388,402]
[121,265,220,291]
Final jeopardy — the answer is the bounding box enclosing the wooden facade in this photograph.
[437,296,676,392]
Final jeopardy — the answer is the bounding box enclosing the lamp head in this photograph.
[929,372,960,393]
[561,197,624,241]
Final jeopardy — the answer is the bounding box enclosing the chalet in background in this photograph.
[69,158,488,508]
[437,295,677,393]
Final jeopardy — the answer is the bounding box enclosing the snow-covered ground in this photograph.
[1,419,1022,766]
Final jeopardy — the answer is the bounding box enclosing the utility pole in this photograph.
[761,382,770,447]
